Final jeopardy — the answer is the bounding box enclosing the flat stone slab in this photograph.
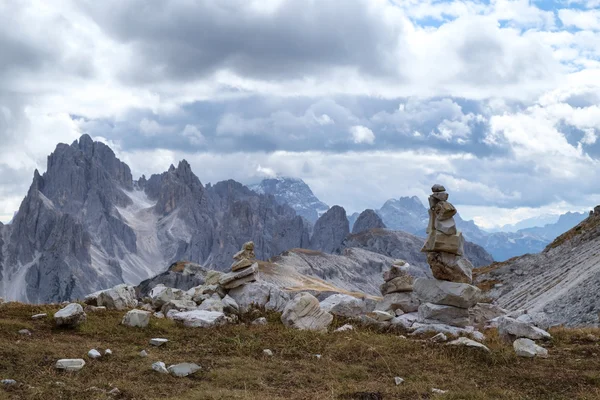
[55,359,86,372]
[149,338,169,346]
[32,313,47,319]
[168,363,201,377]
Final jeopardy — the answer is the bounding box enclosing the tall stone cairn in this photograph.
[218,241,259,289]
[414,184,482,328]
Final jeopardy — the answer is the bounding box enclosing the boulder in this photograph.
[381,276,414,294]
[219,263,258,289]
[516,312,552,331]
[96,284,137,310]
[413,278,480,309]
[152,361,169,374]
[431,191,449,202]
[149,285,192,309]
[498,317,552,341]
[470,303,508,325]
[121,309,151,328]
[409,323,485,341]
[372,310,394,322]
[168,363,201,377]
[227,282,290,313]
[334,324,354,332]
[319,294,366,318]
[187,284,225,303]
[281,293,333,332]
[172,310,228,328]
[221,295,239,314]
[198,298,224,313]
[447,337,490,352]
[390,312,419,330]
[54,303,87,328]
[87,349,101,359]
[426,252,472,284]
[161,299,197,315]
[418,303,470,328]
[375,292,420,313]
[513,338,548,358]
[55,359,86,372]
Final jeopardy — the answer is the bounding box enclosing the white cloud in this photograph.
[559,9,600,30]
[350,125,375,144]
[181,124,205,145]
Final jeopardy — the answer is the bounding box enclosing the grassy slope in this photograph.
[0,303,600,399]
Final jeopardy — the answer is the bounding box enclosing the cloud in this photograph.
[559,9,600,30]
[350,125,375,144]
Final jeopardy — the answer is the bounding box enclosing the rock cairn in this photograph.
[219,241,259,289]
[415,184,481,327]
[375,260,419,316]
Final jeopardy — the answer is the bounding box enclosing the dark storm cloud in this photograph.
[77,0,404,83]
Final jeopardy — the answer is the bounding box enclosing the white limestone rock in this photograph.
[139,350,148,357]
[390,312,419,329]
[221,295,240,314]
[54,303,87,328]
[447,337,490,352]
[513,338,548,358]
[150,285,192,309]
[334,324,354,332]
[470,303,508,325]
[498,317,552,341]
[413,278,481,309]
[152,361,169,374]
[149,338,168,347]
[373,310,394,322]
[228,281,290,313]
[394,377,404,386]
[197,298,224,313]
[281,292,333,332]
[121,309,151,328]
[55,359,86,372]
[172,310,228,328]
[319,294,366,318]
[32,313,47,320]
[88,349,101,359]
[161,299,197,315]
[263,349,274,357]
[168,363,201,377]
[95,284,137,310]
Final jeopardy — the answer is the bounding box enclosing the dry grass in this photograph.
[1,303,600,399]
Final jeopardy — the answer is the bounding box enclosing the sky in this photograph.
[1,0,600,229]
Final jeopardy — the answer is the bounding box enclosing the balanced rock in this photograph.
[426,252,472,284]
[434,201,457,221]
[418,303,470,328]
[434,217,457,235]
[281,292,333,332]
[432,184,446,192]
[513,338,548,358]
[54,303,87,328]
[233,241,255,261]
[319,294,365,318]
[219,262,258,289]
[381,263,414,294]
[413,278,480,309]
[121,309,151,328]
[422,230,464,256]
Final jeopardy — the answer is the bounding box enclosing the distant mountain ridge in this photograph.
[249,177,329,223]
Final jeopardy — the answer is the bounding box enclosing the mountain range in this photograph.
[0,135,491,303]
[267,181,586,261]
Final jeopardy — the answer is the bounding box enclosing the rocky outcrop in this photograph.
[310,206,350,253]
[352,209,386,234]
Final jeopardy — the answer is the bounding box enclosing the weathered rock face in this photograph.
[281,292,333,332]
[310,206,350,253]
[352,209,386,234]
[95,285,137,310]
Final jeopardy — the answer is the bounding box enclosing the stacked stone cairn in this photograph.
[218,241,259,289]
[376,260,419,316]
[414,184,481,328]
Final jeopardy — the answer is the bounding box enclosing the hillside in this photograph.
[475,208,600,326]
[0,303,600,399]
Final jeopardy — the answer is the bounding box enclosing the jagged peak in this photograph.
[168,164,176,172]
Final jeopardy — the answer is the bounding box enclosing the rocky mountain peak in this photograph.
[310,205,349,253]
[352,209,386,234]
[248,177,329,223]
